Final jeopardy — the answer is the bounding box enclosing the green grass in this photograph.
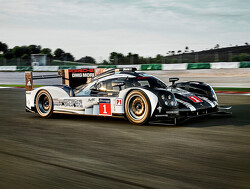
[0,84,44,88]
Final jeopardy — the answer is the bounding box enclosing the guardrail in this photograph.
[0,62,250,71]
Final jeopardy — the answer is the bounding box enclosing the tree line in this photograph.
[107,52,165,65]
[0,41,166,65]
[1,41,249,65]
[0,41,96,64]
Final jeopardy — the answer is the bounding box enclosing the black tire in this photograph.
[125,90,151,125]
[35,90,53,118]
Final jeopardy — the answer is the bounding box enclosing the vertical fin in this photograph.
[25,71,33,91]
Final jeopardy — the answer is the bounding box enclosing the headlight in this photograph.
[161,94,165,100]
[161,93,177,107]
[212,89,218,101]
[209,85,218,101]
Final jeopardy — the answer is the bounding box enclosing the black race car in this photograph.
[25,68,231,125]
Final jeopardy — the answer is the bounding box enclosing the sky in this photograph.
[0,0,250,62]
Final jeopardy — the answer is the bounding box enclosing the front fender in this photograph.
[119,87,158,117]
[176,81,218,101]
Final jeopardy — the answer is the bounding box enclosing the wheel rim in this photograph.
[128,94,147,120]
[38,93,50,114]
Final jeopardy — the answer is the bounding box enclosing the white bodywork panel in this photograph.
[26,85,159,117]
[26,86,70,109]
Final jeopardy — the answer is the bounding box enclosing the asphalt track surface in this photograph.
[0,88,250,189]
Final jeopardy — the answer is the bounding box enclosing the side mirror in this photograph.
[112,80,125,87]
[169,77,179,86]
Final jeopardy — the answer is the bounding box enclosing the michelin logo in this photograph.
[55,99,83,108]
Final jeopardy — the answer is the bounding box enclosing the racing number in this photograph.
[99,99,111,115]
[103,104,107,114]
[116,98,122,106]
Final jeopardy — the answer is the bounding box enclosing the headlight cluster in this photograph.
[208,85,218,101]
[211,88,218,101]
[161,94,177,107]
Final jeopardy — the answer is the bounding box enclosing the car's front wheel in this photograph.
[125,90,151,125]
[35,90,53,118]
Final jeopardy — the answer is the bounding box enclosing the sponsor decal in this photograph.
[68,69,94,73]
[71,72,95,78]
[95,68,105,76]
[155,110,179,117]
[188,96,203,103]
[137,77,151,79]
[166,110,179,114]
[157,106,162,113]
[54,99,83,108]
[99,98,111,115]
[68,69,95,78]
[155,115,169,117]
[115,98,122,106]
[99,98,110,103]
[88,98,95,102]
[27,80,31,86]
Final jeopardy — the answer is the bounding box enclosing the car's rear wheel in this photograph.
[36,90,53,118]
[125,90,151,125]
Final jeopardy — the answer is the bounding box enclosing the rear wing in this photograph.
[25,68,106,91]
[25,67,137,91]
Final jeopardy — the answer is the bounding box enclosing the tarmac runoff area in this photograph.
[146,68,250,88]
[0,88,250,188]
[0,68,250,88]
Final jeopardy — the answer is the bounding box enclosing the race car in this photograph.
[25,68,231,125]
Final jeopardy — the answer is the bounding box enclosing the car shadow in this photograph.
[46,113,129,126]
[158,104,250,128]
[33,104,250,128]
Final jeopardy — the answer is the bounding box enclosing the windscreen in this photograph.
[126,76,167,89]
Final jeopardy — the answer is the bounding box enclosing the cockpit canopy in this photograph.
[74,73,167,96]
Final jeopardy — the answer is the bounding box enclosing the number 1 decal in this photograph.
[99,98,111,115]
[103,104,107,114]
